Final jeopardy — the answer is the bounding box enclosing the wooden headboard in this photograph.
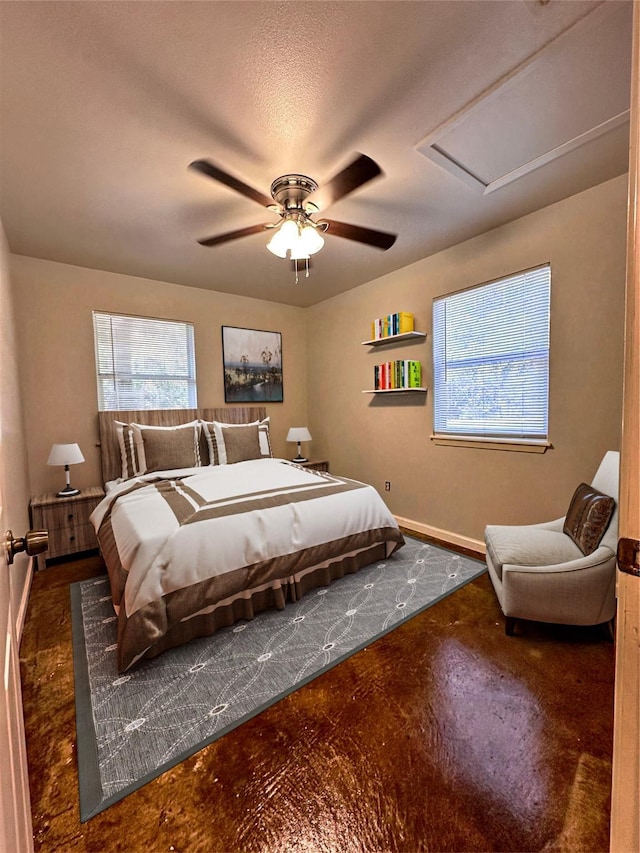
[97,406,267,484]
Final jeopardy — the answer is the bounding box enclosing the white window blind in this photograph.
[93,312,197,411]
[433,265,551,440]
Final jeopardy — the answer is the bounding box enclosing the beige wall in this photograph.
[10,258,308,495]
[9,173,628,548]
[0,221,32,628]
[307,174,628,547]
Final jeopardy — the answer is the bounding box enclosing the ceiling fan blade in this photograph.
[196,223,267,247]
[310,154,382,210]
[189,159,272,208]
[322,219,396,250]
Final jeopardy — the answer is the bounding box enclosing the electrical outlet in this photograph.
[384,481,391,491]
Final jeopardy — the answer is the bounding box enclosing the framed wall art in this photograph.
[222,326,283,403]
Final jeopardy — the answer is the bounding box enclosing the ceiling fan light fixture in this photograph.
[266,218,298,258]
[265,238,288,259]
[288,236,311,261]
[266,215,324,260]
[300,223,324,255]
[280,218,300,240]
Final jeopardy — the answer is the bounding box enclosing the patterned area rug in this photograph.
[71,536,485,820]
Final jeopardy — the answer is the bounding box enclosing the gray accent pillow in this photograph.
[140,425,201,473]
[563,482,615,556]
[220,423,262,464]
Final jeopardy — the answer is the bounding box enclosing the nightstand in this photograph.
[297,459,329,473]
[29,486,105,569]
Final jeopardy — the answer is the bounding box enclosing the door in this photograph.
[610,3,640,850]
[0,513,33,851]
[0,234,33,847]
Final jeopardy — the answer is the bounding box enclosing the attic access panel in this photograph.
[416,2,632,194]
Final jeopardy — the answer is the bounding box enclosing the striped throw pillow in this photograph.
[200,417,272,465]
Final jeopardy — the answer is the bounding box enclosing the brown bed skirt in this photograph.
[131,541,390,667]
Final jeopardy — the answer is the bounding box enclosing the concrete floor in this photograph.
[20,543,615,852]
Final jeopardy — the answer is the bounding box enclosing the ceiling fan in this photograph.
[189,153,397,281]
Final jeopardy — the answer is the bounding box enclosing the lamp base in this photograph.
[292,456,308,463]
[57,485,80,497]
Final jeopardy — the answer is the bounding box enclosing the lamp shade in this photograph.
[47,443,85,466]
[286,427,312,443]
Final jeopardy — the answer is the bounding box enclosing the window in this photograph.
[432,264,551,446]
[93,312,197,411]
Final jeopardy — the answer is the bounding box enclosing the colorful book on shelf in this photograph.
[408,360,422,387]
[373,359,421,389]
[370,318,382,340]
[398,312,414,333]
[369,312,415,340]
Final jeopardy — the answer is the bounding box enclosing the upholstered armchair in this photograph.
[484,451,620,635]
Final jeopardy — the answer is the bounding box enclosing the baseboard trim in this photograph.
[394,516,486,556]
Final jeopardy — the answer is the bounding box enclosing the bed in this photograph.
[92,407,405,672]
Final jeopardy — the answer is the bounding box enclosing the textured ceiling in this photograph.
[0,0,633,307]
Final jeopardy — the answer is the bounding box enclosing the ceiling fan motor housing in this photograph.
[270,174,319,212]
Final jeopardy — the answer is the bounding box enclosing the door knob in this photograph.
[4,529,48,565]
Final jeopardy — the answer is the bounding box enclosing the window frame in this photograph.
[93,310,197,412]
[431,264,552,453]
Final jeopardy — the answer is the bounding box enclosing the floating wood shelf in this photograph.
[363,388,427,394]
[361,331,427,346]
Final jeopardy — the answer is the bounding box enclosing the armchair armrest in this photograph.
[527,517,566,533]
[502,544,615,575]
[501,546,617,625]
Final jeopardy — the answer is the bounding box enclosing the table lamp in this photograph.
[286,427,312,463]
[47,443,85,497]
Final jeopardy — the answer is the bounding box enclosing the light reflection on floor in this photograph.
[432,638,547,824]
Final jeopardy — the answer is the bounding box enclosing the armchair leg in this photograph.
[505,616,516,636]
[604,617,616,642]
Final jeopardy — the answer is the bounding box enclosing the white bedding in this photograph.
[91,458,404,670]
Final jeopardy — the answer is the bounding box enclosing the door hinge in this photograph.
[617,538,640,577]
